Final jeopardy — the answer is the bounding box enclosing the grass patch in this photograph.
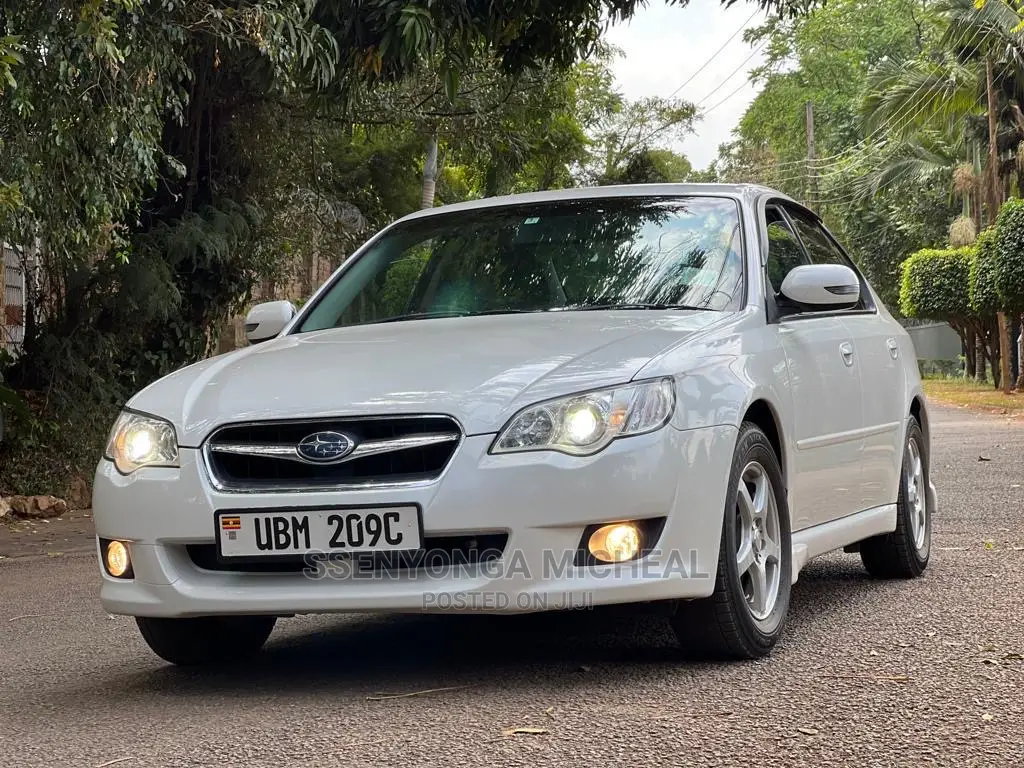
[922,377,1024,415]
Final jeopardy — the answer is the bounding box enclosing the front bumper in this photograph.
[92,424,738,617]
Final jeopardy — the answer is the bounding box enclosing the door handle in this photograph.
[840,342,855,366]
[886,337,899,359]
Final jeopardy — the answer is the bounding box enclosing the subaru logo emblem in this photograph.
[296,431,356,464]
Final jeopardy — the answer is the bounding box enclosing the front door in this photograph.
[764,205,865,530]
[777,317,865,529]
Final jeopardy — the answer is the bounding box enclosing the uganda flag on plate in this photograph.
[220,515,242,531]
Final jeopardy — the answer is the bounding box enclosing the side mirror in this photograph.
[244,300,296,344]
[779,264,860,312]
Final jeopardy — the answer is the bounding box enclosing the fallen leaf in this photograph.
[797,727,819,736]
[503,727,550,737]
[1003,652,1024,661]
[980,658,999,665]
[984,541,996,550]
[978,455,992,462]
[982,713,994,722]
[544,706,555,719]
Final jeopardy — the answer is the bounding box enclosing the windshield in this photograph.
[297,196,744,332]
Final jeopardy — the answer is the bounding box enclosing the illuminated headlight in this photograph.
[492,378,675,456]
[105,411,179,475]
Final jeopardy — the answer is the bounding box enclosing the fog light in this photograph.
[587,522,642,563]
[105,540,132,578]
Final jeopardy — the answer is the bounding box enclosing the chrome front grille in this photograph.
[203,415,462,492]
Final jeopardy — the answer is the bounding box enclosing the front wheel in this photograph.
[671,422,792,660]
[135,615,277,666]
[860,418,931,579]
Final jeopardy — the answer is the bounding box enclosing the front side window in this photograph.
[764,206,808,292]
[297,197,745,332]
[786,207,868,309]
[788,209,849,267]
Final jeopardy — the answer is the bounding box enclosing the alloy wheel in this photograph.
[906,436,927,552]
[734,460,782,621]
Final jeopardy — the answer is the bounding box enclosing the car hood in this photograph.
[130,311,727,445]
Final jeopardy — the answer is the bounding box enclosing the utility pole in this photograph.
[986,54,1012,394]
[805,101,817,207]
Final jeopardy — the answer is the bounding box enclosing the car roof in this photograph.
[397,183,798,224]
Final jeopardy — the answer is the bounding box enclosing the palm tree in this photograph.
[851,0,1024,388]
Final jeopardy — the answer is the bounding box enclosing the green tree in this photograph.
[0,0,820,495]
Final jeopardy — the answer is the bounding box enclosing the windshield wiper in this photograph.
[373,311,470,324]
[371,308,539,324]
[561,302,706,312]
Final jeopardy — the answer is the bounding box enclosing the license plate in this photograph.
[215,507,421,558]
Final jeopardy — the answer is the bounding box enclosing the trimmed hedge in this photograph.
[900,246,974,322]
[995,198,1024,313]
[969,227,1001,315]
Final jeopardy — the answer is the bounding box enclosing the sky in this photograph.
[604,0,769,171]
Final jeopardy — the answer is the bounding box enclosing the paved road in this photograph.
[2,405,1023,767]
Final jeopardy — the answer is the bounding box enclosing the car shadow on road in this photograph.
[65,556,895,704]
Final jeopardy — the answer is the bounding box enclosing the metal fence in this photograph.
[1,243,25,355]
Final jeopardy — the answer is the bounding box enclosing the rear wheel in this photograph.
[671,422,792,660]
[135,615,277,666]
[860,418,930,578]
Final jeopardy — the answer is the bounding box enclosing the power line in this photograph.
[696,40,768,108]
[724,22,979,184]
[666,6,763,100]
[702,71,759,115]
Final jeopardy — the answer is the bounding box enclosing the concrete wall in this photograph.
[903,321,961,361]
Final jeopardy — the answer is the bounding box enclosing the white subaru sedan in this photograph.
[93,184,935,664]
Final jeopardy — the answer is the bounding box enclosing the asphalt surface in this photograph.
[2,404,1022,767]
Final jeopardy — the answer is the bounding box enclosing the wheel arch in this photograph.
[741,397,787,486]
[909,394,928,449]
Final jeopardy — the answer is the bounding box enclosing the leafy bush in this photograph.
[995,198,1024,313]
[970,228,1001,315]
[899,247,975,322]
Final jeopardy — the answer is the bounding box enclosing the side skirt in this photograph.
[790,504,897,584]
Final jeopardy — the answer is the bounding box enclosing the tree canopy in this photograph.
[0,0,812,494]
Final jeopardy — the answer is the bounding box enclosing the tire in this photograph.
[671,422,792,660]
[860,418,930,579]
[135,615,277,666]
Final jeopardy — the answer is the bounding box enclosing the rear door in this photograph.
[786,208,904,511]
[765,204,865,530]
